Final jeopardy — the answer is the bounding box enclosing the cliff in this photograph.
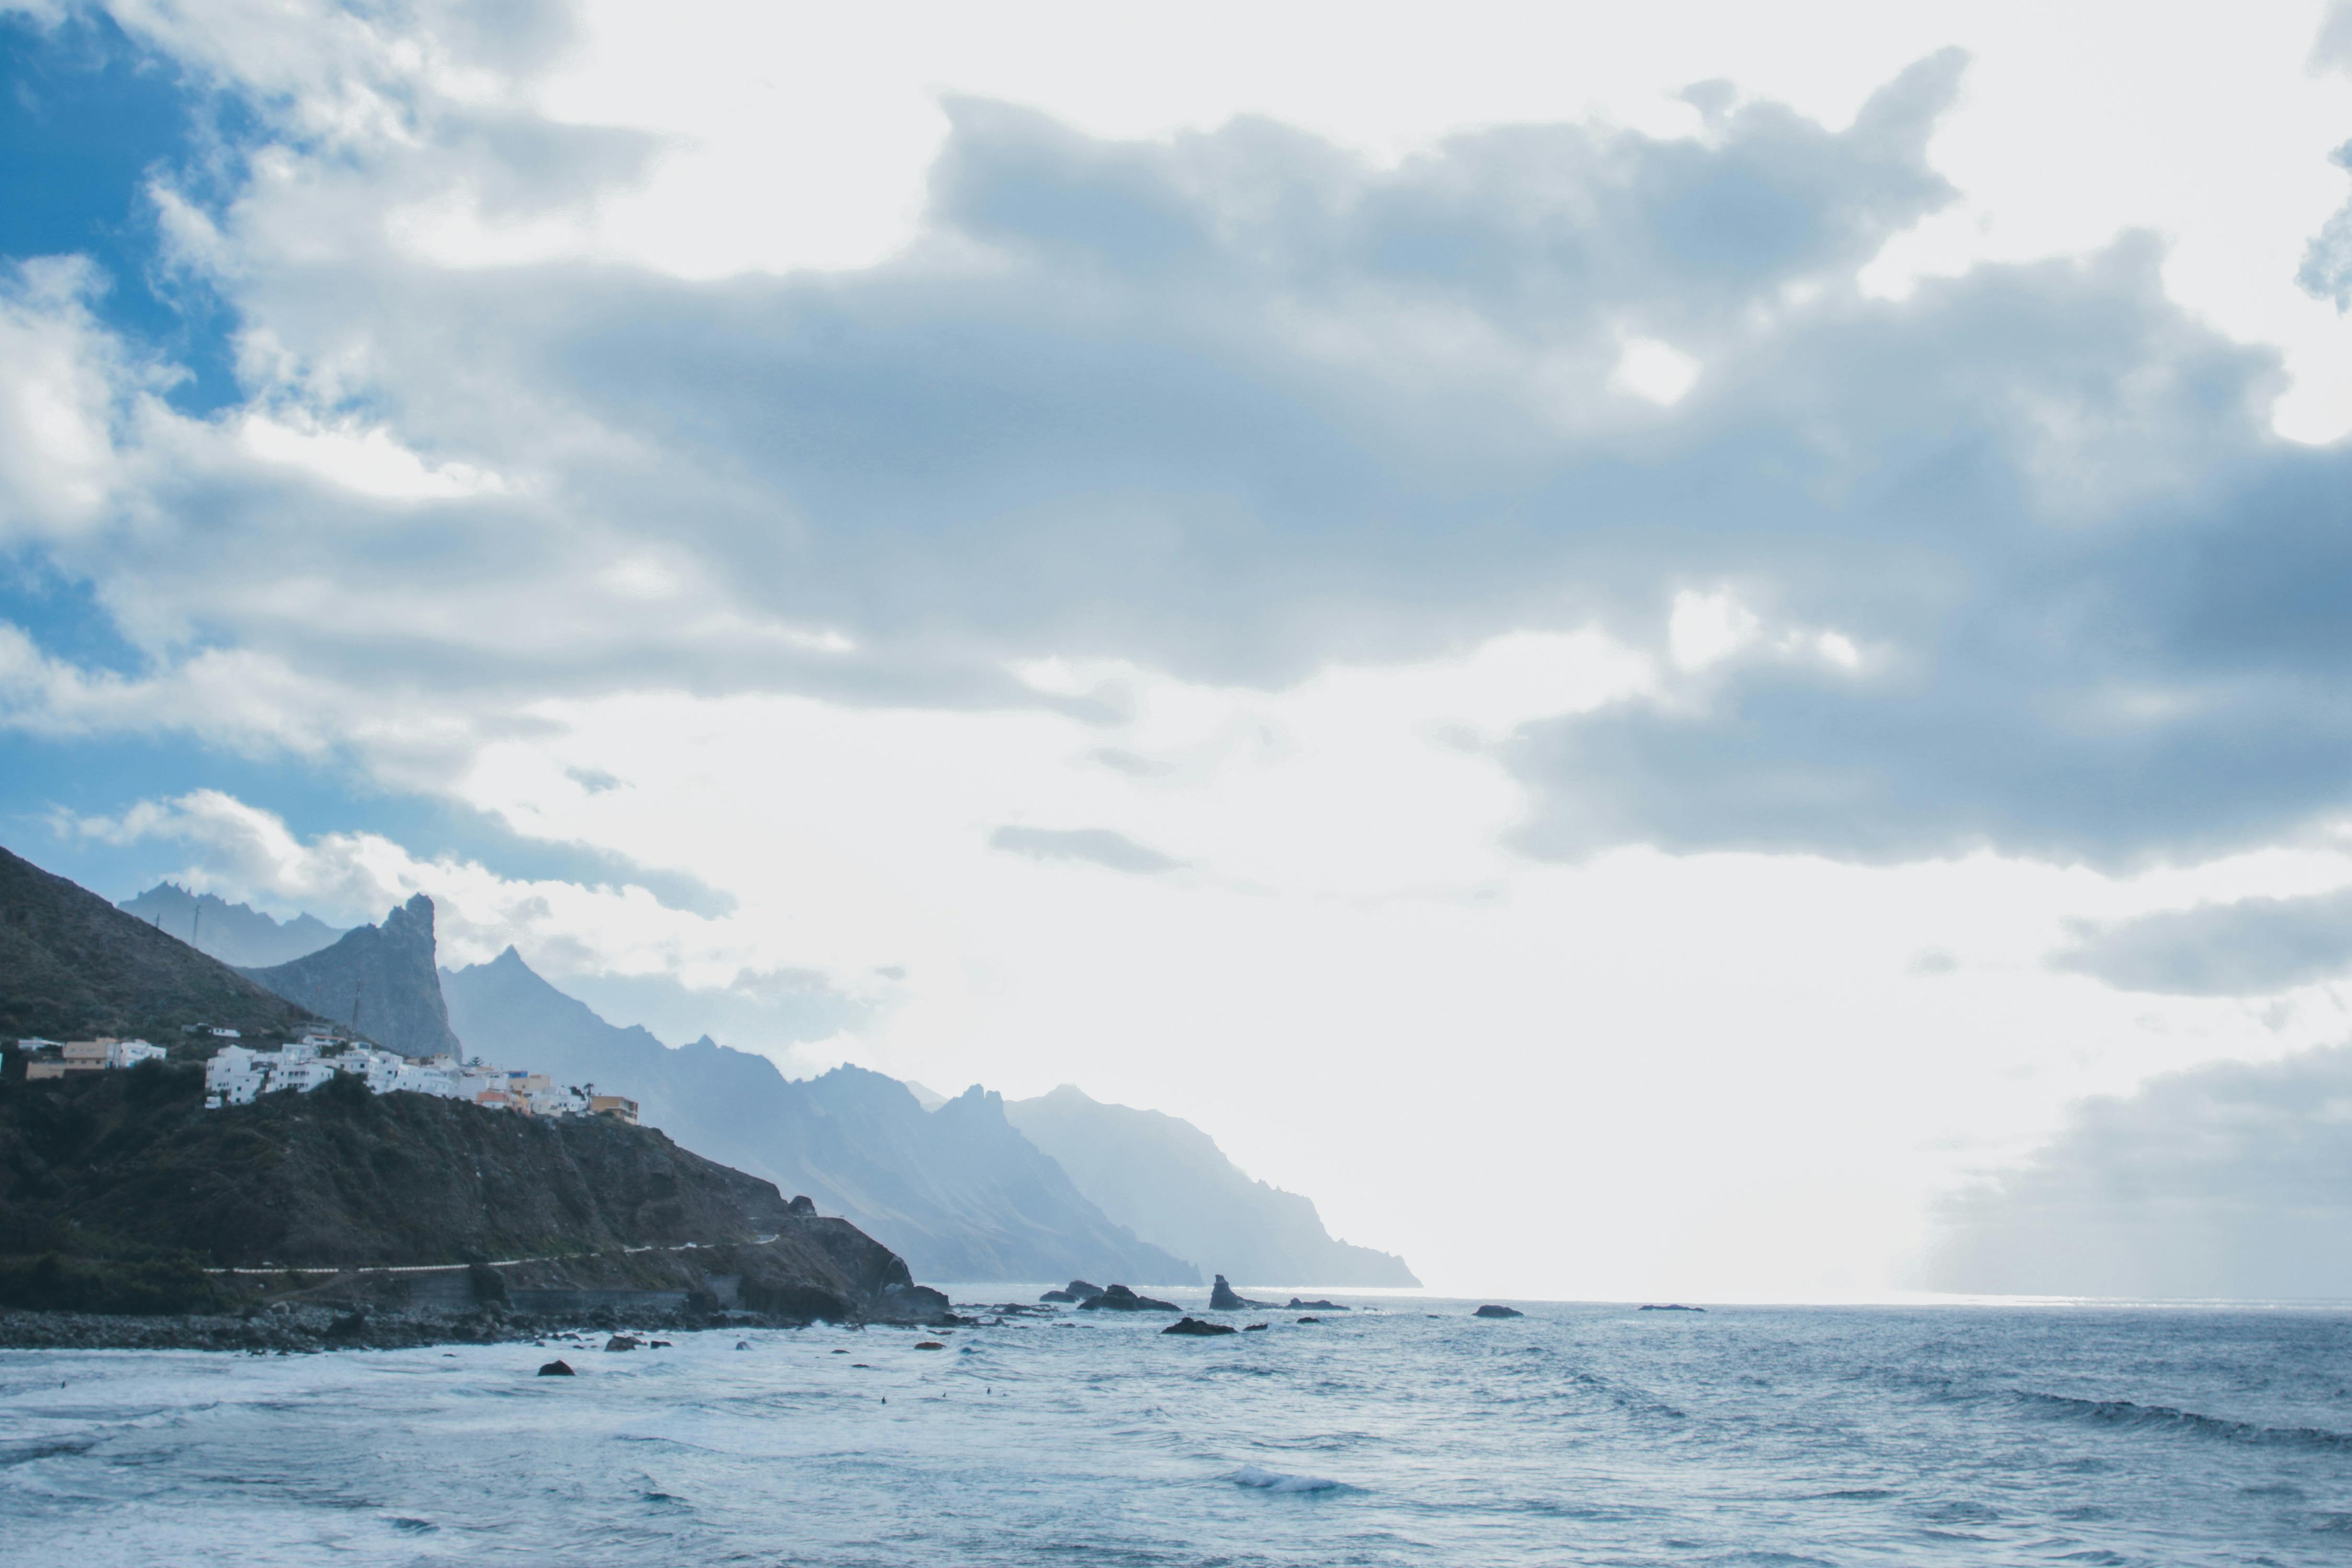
[0,844,321,1046]
[1008,1084,1419,1288]
[0,1062,933,1320]
[242,894,462,1058]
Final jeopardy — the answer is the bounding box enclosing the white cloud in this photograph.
[1613,337,1702,405]
[12,0,2352,1297]
[236,412,510,500]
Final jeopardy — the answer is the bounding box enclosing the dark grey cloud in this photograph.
[1927,1044,2352,1298]
[2052,888,2352,996]
[17,40,2352,869]
[988,824,1184,874]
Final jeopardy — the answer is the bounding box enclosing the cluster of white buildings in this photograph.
[17,1037,169,1079]
[201,1034,636,1123]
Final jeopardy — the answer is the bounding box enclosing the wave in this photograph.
[1229,1465,1349,1494]
[2016,1392,2352,1450]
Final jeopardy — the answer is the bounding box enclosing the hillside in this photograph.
[0,1060,935,1319]
[242,894,462,1058]
[442,947,1198,1284]
[1008,1085,1419,1288]
[0,845,322,1046]
[120,883,345,968]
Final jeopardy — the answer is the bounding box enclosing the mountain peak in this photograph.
[242,896,461,1058]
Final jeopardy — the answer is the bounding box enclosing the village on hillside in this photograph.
[11,1030,639,1124]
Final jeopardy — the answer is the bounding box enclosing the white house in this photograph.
[107,1040,166,1069]
[202,1040,605,1120]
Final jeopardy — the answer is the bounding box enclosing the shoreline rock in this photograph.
[1473,1304,1525,1318]
[0,1301,901,1354]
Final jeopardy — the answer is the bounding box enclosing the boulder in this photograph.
[1209,1274,1267,1310]
[914,1341,946,1350]
[1296,1316,1320,1324]
[604,1334,641,1351]
[1472,1304,1524,1319]
[1040,1277,1105,1304]
[1284,1297,1347,1310]
[1242,1323,1269,1332]
[1638,1303,1705,1312]
[537,1359,575,1376]
[1162,1316,1238,1336]
[1079,1284,1179,1312]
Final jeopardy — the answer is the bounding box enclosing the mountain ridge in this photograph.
[441,947,1197,1284]
[118,884,346,969]
[1007,1084,1418,1287]
[240,895,463,1059]
[0,845,322,1046]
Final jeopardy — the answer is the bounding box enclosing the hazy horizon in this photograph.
[6,0,2352,1303]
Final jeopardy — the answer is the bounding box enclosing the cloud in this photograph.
[1927,1043,2352,1298]
[988,823,1184,874]
[2051,887,2352,996]
[61,787,824,990]
[2300,139,2352,310]
[0,17,2348,879]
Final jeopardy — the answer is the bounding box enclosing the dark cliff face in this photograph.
[0,1064,919,1316]
[0,844,321,1045]
[243,894,462,1058]
[442,948,1200,1284]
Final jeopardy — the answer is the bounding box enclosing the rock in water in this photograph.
[1296,1316,1320,1324]
[1209,1274,1264,1310]
[1284,1297,1348,1310]
[1041,1277,1105,1303]
[1242,1323,1269,1332]
[604,1334,641,1351]
[1473,1304,1525,1319]
[537,1359,575,1376]
[914,1341,946,1350]
[1639,1303,1706,1312]
[1162,1317,1238,1336]
[1078,1284,1179,1312]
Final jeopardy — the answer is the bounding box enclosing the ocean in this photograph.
[3,1296,2348,1565]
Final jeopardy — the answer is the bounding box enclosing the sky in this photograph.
[4,0,2352,1300]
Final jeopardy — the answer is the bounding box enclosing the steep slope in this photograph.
[0,1063,935,1318]
[780,1073,1198,1285]
[0,844,321,1045]
[441,948,1197,1284]
[242,894,462,1058]
[1008,1085,1418,1287]
[119,883,345,967]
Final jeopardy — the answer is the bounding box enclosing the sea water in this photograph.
[4,1296,2350,1565]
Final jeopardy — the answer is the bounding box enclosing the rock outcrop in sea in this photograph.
[1078,1284,1179,1312]
[1163,1316,1237,1335]
[1474,1304,1525,1318]
[1210,1274,1269,1310]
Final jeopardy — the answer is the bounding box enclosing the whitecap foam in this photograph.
[1230,1465,1347,1493]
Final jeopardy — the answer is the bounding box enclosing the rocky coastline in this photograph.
[0,1299,910,1353]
